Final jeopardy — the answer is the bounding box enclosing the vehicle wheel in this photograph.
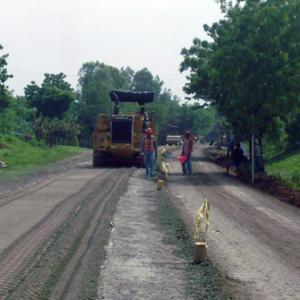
[93,153,107,167]
[139,156,145,168]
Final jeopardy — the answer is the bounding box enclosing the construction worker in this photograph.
[181,130,193,174]
[226,142,244,175]
[140,128,157,177]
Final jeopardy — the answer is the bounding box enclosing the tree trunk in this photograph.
[257,138,265,172]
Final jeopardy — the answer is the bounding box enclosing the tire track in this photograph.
[55,168,132,300]
[6,168,131,300]
[0,168,115,299]
[0,169,80,208]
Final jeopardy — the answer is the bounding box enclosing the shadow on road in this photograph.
[167,171,243,187]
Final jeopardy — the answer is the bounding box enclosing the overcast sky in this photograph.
[0,0,222,100]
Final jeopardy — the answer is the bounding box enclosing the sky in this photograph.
[0,0,223,100]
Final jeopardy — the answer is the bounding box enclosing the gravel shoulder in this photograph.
[99,169,227,300]
[165,145,300,300]
[99,170,189,299]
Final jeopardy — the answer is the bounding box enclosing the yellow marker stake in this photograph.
[161,161,170,177]
[157,179,164,190]
[194,198,209,242]
[193,199,210,263]
[160,147,166,156]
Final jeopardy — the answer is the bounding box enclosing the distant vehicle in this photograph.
[166,135,182,145]
[165,125,182,145]
[92,90,156,167]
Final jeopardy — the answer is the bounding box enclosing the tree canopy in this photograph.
[0,44,12,110]
[181,0,300,141]
[75,61,218,145]
[24,73,75,119]
[0,44,219,148]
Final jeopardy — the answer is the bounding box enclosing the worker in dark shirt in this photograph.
[226,142,244,175]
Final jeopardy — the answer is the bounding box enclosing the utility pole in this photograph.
[251,110,255,184]
[251,133,255,183]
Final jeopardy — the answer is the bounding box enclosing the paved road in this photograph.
[166,145,300,300]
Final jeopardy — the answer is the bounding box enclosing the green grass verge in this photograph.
[158,193,233,300]
[266,148,300,191]
[0,135,89,177]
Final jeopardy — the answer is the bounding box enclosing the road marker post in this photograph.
[157,179,165,190]
[193,199,209,263]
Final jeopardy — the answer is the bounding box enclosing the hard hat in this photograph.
[146,128,152,135]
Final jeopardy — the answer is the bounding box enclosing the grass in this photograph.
[0,135,89,177]
[265,148,300,191]
[158,192,233,300]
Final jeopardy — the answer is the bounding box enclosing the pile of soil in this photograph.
[255,174,300,207]
[205,147,300,208]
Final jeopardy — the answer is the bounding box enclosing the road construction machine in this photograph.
[92,90,155,167]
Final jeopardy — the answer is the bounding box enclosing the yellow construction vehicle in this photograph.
[92,90,155,167]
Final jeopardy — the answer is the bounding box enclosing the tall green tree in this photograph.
[0,44,12,110]
[132,68,163,96]
[77,61,128,145]
[181,0,300,143]
[76,62,218,146]
[24,73,75,119]
[24,73,76,145]
[78,62,127,112]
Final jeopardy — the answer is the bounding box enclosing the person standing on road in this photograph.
[226,142,244,175]
[181,130,193,175]
[140,128,157,178]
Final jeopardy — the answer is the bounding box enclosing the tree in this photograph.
[181,0,300,143]
[76,61,128,145]
[78,62,127,112]
[24,73,74,119]
[286,113,300,146]
[24,73,76,145]
[120,66,135,90]
[76,61,218,146]
[133,68,163,96]
[0,44,12,110]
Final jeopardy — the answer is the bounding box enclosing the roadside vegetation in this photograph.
[266,149,300,191]
[0,135,87,177]
[1,0,299,187]
[181,0,300,187]
[0,44,218,174]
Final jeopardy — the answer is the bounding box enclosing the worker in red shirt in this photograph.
[181,130,193,174]
[140,128,158,177]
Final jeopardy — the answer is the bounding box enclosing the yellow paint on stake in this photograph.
[157,179,165,190]
[160,147,166,156]
[193,198,210,263]
[160,162,170,177]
